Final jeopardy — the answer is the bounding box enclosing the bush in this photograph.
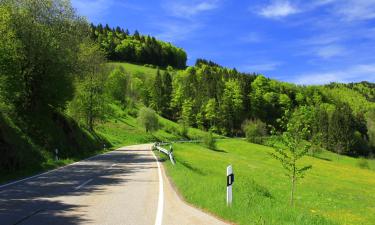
[203,132,216,150]
[178,120,189,138]
[137,107,159,133]
[357,158,370,169]
[242,119,267,144]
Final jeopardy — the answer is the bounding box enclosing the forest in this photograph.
[90,23,187,69]
[0,0,374,175]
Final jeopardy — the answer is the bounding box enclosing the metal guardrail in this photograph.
[153,143,175,165]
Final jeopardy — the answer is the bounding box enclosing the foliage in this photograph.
[203,131,216,150]
[67,41,109,131]
[242,119,267,144]
[137,107,159,133]
[270,132,312,206]
[90,23,187,69]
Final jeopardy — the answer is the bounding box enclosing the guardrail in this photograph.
[153,143,175,165]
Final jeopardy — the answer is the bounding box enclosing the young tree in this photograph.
[106,67,128,104]
[242,119,267,144]
[68,41,108,131]
[137,107,159,133]
[270,132,312,206]
[150,69,164,113]
[161,71,173,118]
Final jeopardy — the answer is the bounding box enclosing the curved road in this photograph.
[0,144,228,225]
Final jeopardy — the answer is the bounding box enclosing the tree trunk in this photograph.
[291,170,295,206]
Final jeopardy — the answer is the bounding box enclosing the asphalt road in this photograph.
[0,144,228,225]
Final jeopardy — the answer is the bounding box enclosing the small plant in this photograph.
[203,132,216,150]
[357,158,370,169]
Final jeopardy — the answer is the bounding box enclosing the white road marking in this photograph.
[75,178,93,190]
[0,151,115,190]
[152,150,164,225]
[108,163,118,169]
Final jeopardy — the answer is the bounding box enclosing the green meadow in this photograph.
[162,139,375,225]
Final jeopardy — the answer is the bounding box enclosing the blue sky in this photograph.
[71,0,375,84]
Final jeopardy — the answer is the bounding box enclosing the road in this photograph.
[0,144,228,225]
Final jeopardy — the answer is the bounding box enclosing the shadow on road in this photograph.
[0,147,154,225]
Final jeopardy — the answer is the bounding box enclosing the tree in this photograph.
[203,131,216,150]
[106,67,128,104]
[137,107,159,132]
[270,132,312,206]
[328,104,355,155]
[150,69,164,113]
[161,71,173,118]
[0,0,86,114]
[68,41,108,131]
[242,119,267,144]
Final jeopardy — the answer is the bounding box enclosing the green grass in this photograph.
[162,139,375,225]
[96,103,215,148]
[108,62,165,78]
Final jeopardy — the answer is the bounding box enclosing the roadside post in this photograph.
[55,148,59,161]
[227,165,234,206]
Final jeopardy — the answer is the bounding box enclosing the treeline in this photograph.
[141,60,375,156]
[90,24,187,69]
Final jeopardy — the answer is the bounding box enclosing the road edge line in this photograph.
[152,149,164,225]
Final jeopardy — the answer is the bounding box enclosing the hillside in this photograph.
[161,140,375,225]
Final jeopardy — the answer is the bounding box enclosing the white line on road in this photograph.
[75,178,94,190]
[152,150,164,225]
[108,163,118,169]
[0,151,115,190]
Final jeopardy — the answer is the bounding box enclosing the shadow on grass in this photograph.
[176,158,206,176]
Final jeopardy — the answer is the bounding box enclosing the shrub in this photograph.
[242,119,267,144]
[203,132,216,150]
[357,158,370,169]
[137,107,159,133]
[178,119,189,138]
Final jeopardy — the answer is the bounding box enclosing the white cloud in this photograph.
[335,0,375,21]
[293,64,375,85]
[239,32,264,43]
[163,0,219,19]
[155,21,201,42]
[71,0,113,22]
[314,45,346,59]
[240,62,282,72]
[258,0,299,18]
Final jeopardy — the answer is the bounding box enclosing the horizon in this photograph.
[72,0,375,85]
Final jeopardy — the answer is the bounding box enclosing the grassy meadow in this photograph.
[162,139,375,225]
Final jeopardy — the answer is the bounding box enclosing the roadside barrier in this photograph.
[153,143,175,165]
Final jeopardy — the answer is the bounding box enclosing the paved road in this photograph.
[0,144,228,225]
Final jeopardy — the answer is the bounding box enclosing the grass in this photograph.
[108,62,164,78]
[96,103,218,148]
[162,139,375,225]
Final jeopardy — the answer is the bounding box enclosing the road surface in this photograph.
[0,144,228,225]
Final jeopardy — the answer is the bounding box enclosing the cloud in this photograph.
[155,21,202,42]
[240,62,282,72]
[258,0,299,18]
[293,64,375,85]
[71,0,113,22]
[239,32,264,43]
[314,45,346,59]
[163,0,219,19]
[334,0,375,21]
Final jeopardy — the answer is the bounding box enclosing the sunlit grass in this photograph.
[163,139,375,225]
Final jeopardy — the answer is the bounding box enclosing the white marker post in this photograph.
[55,148,59,161]
[227,165,234,206]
